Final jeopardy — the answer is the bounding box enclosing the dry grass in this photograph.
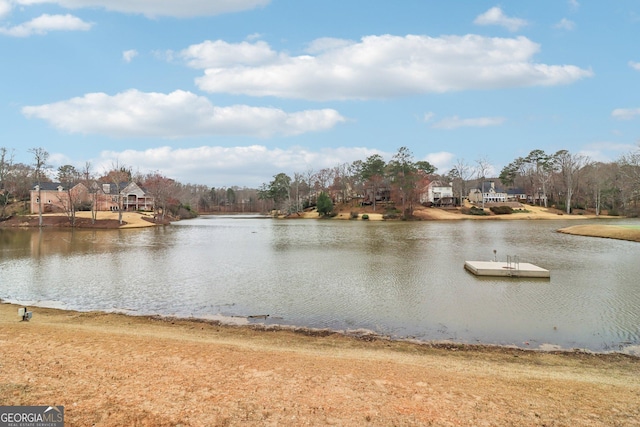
[1,303,639,426]
[558,224,640,242]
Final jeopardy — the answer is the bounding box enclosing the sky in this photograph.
[1,0,639,188]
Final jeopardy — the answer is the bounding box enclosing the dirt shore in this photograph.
[300,203,611,221]
[1,303,638,426]
[558,224,640,242]
[0,211,161,229]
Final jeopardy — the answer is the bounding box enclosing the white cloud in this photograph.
[188,35,592,101]
[22,89,346,137]
[611,108,640,120]
[431,116,506,130]
[14,0,270,18]
[88,145,383,187]
[579,141,637,163]
[629,61,640,71]
[305,37,355,54]
[422,112,435,122]
[180,40,279,68]
[424,151,455,172]
[555,18,575,31]
[568,0,580,11]
[0,13,92,36]
[122,49,138,63]
[474,7,528,32]
[0,0,12,19]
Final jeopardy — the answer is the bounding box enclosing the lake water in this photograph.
[1,216,639,354]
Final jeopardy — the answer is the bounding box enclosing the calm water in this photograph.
[1,216,639,353]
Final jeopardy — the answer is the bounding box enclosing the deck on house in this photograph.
[464,260,550,278]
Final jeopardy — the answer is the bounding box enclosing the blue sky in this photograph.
[1,1,639,187]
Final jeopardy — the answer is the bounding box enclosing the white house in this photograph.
[421,181,454,205]
[468,181,507,204]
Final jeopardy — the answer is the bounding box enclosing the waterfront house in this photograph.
[30,182,89,214]
[468,181,507,204]
[420,181,455,206]
[30,181,154,214]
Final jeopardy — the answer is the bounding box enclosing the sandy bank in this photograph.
[558,224,640,242]
[297,204,614,221]
[1,302,638,426]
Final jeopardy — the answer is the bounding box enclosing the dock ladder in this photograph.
[506,255,520,277]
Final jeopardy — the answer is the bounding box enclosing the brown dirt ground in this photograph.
[1,303,639,426]
[297,203,612,222]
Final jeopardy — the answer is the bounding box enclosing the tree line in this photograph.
[257,146,437,218]
[496,148,640,215]
[258,145,640,217]
[2,144,640,222]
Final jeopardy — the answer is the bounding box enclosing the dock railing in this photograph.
[506,255,520,276]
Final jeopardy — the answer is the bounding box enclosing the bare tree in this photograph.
[475,157,492,209]
[553,150,589,214]
[143,172,175,221]
[82,162,99,224]
[29,147,49,227]
[56,164,83,226]
[103,163,132,225]
[293,172,305,213]
[0,147,15,218]
[618,147,640,213]
[360,154,386,211]
[447,158,472,205]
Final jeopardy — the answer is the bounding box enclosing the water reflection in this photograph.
[1,217,639,353]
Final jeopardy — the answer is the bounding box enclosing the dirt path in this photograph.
[1,303,638,426]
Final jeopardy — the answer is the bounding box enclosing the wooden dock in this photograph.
[464,261,550,278]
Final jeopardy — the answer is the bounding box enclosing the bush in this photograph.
[462,206,489,216]
[350,211,359,219]
[382,207,400,220]
[361,214,369,220]
[489,206,513,215]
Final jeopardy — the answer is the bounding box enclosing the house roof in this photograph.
[506,188,526,195]
[429,180,452,188]
[34,181,90,191]
[33,182,65,191]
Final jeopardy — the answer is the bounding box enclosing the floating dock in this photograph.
[464,260,550,278]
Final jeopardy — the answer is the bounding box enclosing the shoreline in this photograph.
[1,302,638,425]
[558,224,640,242]
[4,299,637,357]
[2,203,624,230]
[0,211,163,229]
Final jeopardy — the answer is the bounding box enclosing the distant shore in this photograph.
[0,211,162,229]
[1,204,627,231]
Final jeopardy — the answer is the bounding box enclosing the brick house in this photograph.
[30,181,153,214]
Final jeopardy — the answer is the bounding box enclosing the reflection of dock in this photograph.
[464,260,550,278]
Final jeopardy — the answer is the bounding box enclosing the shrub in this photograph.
[350,211,359,219]
[462,206,489,216]
[489,206,513,215]
[361,214,369,220]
